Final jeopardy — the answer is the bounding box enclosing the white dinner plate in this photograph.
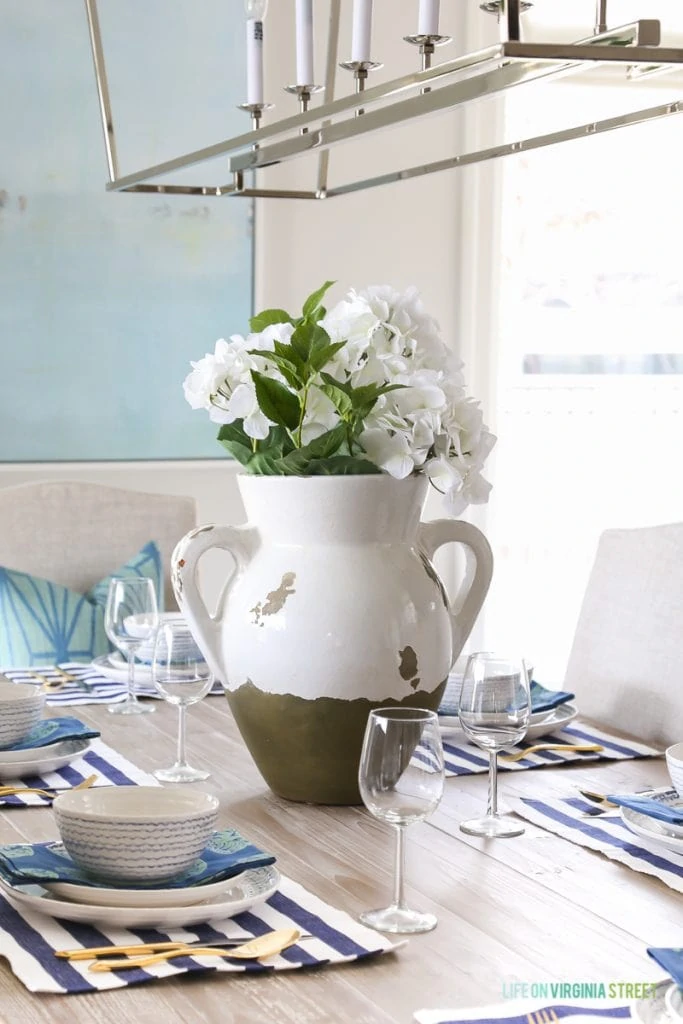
[621,799,683,854]
[91,652,154,685]
[43,873,255,909]
[616,788,683,839]
[525,702,578,739]
[631,980,676,1024]
[438,703,578,740]
[0,865,280,929]
[666,983,683,1022]
[0,738,93,780]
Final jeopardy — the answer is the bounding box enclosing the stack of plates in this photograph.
[126,612,204,664]
[0,737,94,780]
[619,788,683,857]
[0,863,280,929]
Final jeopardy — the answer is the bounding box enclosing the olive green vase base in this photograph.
[226,679,447,805]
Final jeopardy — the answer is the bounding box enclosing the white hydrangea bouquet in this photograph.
[183,281,495,514]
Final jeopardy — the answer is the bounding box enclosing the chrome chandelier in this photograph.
[84,0,683,200]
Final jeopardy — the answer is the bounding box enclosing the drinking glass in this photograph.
[458,652,531,838]
[358,707,444,934]
[151,621,214,782]
[104,577,159,716]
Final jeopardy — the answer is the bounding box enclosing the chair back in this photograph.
[0,480,196,610]
[564,521,683,748]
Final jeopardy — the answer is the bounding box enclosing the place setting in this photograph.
[508,741,683,893]
[0,781,401,994]
[437,655,661,778]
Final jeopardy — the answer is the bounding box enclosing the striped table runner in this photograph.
[0,875,399,994]
[414,1003,632,1024]
[443,722,660,777]
[1,664,223,706]
[510,794,683,893]
[0,738,159,807]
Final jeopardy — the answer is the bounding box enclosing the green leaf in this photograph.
[249,309,294,333]
[216,420,251,447]
[309,456,381,476]
[251,370,301,432]
[245,452,281,475]
[218,438,253,465]
[308,339,346,373]
[248,349,303,389]
[277,424,348,475]
[319,382,353,418]
[302,280,335,320]
[320,371,353,396]
[264,425,296,459]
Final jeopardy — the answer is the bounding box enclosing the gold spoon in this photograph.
[88,928,302,972]
[500,743,604,763]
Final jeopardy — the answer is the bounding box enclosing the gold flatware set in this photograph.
[29,668,94,693]
[501,743,604,762]
[55,928,306,971]
[0,774,97,801]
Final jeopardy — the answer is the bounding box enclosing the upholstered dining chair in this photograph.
[563,521,683,748]
[0,480,196,611]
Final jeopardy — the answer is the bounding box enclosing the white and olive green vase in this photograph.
[172,474,493,805]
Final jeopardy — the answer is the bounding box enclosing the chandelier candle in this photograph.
[295,0,314,86]
[245,0,268,106]
[418,0,440,36]
[351,0,374,63]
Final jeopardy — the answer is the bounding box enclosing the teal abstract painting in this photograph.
[0,0,252,460]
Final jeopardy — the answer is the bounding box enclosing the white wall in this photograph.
[1,1,487,603]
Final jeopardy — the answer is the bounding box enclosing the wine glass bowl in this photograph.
[152,621,214,783]
[458,653,530,838]
[358,707,444,934]
[104,577,159,716]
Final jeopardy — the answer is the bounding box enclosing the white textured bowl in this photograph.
[0,679,45,749]
[52,786,219,885]
[666,742,683,796]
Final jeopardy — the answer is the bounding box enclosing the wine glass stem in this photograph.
[392,825,407,910]
[126,649,140,706]
[176,704,189,768]
[487,750,499,818]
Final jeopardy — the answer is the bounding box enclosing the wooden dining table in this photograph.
[0,693,679,1024]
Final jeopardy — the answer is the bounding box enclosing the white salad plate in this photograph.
[621,795,683,853]
[631,980,678,1024]
[438,702,578,741]
[0,738,93,780]
[0,865,280,929]
[617,788,683,840]
[44,873,254,909]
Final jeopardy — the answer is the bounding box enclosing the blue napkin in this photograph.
[1,717,100,752]
[647,947,683,987]
[605,790,683,825]
[0,829,276,889]
[438,678,574,717]
[529,681,575,713]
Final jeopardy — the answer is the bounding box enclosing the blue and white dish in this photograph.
[52,786,219,885]
[0,679,45,749]
[0,865,280,930]
[0,738,93,780]
[620,788,683,846]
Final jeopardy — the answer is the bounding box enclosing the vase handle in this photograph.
[418,519,493,663]
[171,523,259,685]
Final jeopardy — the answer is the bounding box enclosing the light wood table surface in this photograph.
[0,695,680,1024]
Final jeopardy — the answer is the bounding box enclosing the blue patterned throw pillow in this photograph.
[0,541,163,667]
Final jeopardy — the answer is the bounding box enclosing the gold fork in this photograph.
[501,743,604,763]
[0,774,98,800]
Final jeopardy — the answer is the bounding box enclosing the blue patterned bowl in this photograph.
[52,786,219,885]
[0,679,45,749]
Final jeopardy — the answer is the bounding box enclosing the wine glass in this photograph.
[358,707,444,934]
[458,652,531,838]
[104,577,159,716]
[151,620,214,782]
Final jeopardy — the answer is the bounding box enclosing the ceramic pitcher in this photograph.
[172,473,493,804]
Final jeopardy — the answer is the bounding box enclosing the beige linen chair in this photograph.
[563,521,683,748]
[0,481,196,610]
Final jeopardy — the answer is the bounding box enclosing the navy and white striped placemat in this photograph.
[0,874,399,994]
[443,722,660,777]
[1,663,223,706]
[0,738,159,807]
[510,794,683,894]
[414,1002,632,1024]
